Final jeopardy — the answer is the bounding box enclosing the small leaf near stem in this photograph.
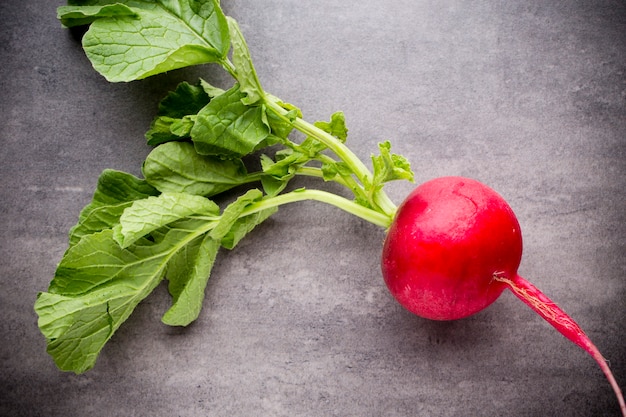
[494,274,626,416]
[227,17,265,105]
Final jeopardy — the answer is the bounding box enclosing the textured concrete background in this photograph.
[1,1,625,416]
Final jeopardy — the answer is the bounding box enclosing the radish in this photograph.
[382,176,626,415]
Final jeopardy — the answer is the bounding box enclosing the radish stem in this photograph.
[264,98,373,186]
[494,274,626,416]
[241,188,393,228]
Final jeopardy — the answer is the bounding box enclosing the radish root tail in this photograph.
[493,273,626,417]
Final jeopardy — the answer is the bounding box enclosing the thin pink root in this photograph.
[493,274,626,417]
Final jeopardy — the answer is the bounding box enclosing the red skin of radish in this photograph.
[381,176,625,416]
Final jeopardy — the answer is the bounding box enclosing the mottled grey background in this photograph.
[1,1,625,416]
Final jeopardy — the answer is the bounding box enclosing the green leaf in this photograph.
[162,230,220,326]
[145,116,198,146]
[63,0,231,82]
[314,111,348,143]
[321,160,352,182]
[36,214,220,373]
[371,141,414,186]
[69,170,159,247]
[35,230,170,373]
[227,17,263,105]
[210,189,263,241]
[146,116,184,146]
[220,205,277,250]
[113,192,219,248]
[169,116,196,137]
[264,99,301,141]
[199,79,226,98]
[58,3,137,28]
[156,80,212,119]
[191,84,270,158]
[145,81,213,145]
[143,141,251,196]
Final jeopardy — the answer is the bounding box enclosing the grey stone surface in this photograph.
[1,1,625,416]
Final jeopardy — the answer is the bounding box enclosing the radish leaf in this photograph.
[210,189,264,241]
[146,81,212,145]
[142,142,253,196]
[36,230,171,373]
[69,170,159,247]
[63,0,231,82]
[58,4,137,28]
[371,141,414,186]
[191,85,270,158]
[162,229,220,326]
[113,192,220,248]
[227,17,263,105]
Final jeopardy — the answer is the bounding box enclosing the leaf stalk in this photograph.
[242,188,392,229]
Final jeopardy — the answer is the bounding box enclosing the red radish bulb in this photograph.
[381,176,625,416]
[382,176,522,320]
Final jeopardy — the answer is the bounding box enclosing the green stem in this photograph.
[264,97,398,219]
[294,165,352,187]
[373,188,398,217]
[244,166,360,196]
[264,98,373,187]
[219,58,238,80]
[300,165,357,193]
[242,188,392,229]
[313,154,370,202]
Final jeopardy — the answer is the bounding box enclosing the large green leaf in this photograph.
[113,192,219,248]
[36,231,164,372]
[142,141,252,196]
[35,213,220,373]
[191,84,270,158]
[58,0,231,82]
